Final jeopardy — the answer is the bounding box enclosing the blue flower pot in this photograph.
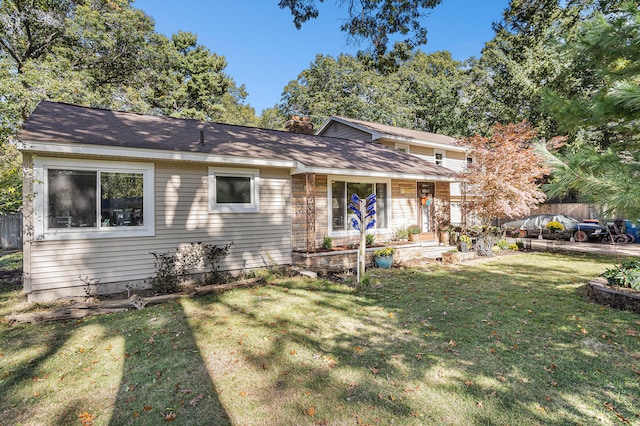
[374,255,393,269]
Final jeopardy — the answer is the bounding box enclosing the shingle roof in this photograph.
[18,101,456,179]
[324,116,460,147]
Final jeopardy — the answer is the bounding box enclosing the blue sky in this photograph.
[133,0,511,114]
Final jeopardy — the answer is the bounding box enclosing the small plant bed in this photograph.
[586,259,640,313]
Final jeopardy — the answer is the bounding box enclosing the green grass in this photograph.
[1,252,639,425]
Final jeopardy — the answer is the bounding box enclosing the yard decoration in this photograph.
[349,193,376,283]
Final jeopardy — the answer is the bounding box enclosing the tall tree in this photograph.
[278,0,443,58]
[461,121,551,225]
[146,31,256,124]
[278,48,471,136]
[470,0,626,137]
[540,2,640,219]
[0,0,257,212]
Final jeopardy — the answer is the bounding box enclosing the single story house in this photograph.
[317,116,472,226]
[18,101,458,301]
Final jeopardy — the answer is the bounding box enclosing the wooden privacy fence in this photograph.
[1,212,22,250]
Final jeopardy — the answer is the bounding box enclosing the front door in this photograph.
[417,182,434,232]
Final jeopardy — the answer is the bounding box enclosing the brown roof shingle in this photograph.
[19,101,456,179]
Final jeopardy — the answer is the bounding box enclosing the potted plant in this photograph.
[373,247,395,268]
[458,234,472,253]
[434,198,451,245]
[407,225,422,242]
[545,221,565,240]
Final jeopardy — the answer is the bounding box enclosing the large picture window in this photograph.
[208,167,259,213]
[34,158,154,240]
[330,178,389,233]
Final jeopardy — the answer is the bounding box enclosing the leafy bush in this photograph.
[322,236,333,250]
[394,227,409,240]
[150,251,182,295]
[495,239,510,250]
[150,242,231,294]
[602,260,640,290]
[366,233,375,246]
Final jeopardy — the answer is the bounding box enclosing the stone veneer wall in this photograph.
[291,174,328,251]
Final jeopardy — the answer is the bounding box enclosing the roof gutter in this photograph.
[371,134,467,152]
[292,164,459,182]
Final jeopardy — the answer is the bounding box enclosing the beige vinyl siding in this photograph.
[26,160,291,300]
[408,145,434,158]
[319,122,373,142]
[391,179,418,229]
[445,150,466,198]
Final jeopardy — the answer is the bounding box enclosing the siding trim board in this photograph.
[20,140,298,170]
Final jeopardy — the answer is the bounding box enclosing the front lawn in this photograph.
[1,252,638,425]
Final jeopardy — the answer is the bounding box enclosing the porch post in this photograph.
[306,173,316,253]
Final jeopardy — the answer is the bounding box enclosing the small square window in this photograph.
[209,168,259,213]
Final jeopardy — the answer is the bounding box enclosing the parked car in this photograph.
[502,214,608,242]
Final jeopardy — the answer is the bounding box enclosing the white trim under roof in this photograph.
[19,140,459,182]
[293,165,459,182]
[376,134,467,153]
[18,140,298,169]
[317,116,467,153]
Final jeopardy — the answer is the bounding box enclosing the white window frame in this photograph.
[208,167,260,213]
[33,158,155,241]
[327,175,391,237]
[435,150,446,167]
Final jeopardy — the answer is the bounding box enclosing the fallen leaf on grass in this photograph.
[163,411,176,421]
[290,350,297,356]
[604,402,631,424]
[132,412,139,418]
[464,380,474,387]
[239,391,247,397]
[370,367,379,374]
[143,405,152,411]
[304,406,316,417]
[78,411,97,426]
[190,394,205,406]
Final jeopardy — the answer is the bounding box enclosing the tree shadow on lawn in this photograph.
[183,254,639,425]
[0,300,230,425]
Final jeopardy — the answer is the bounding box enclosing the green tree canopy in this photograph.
[278,0,442,58]
[540,2,640,219]
[278,47,472,136]
[0,0,257,213]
